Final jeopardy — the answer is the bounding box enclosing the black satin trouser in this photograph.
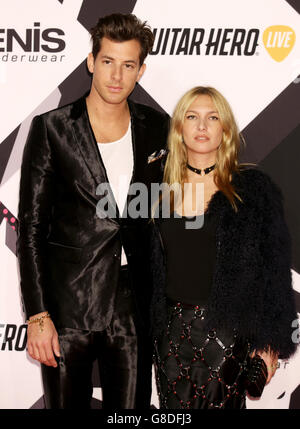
[41,267,151,409]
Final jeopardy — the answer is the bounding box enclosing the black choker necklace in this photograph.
[187,163,216,176]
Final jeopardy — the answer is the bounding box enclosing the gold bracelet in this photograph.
[27,313,51,333]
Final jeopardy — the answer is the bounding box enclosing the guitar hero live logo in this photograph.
[151,25,296,61]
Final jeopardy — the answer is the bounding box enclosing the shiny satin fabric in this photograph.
[154,302,249,409]
[41,269,151,409]
[17,96,169,332]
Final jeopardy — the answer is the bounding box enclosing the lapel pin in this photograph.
[147,149,167,164]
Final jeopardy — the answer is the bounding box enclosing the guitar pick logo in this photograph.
[263,25,295,62]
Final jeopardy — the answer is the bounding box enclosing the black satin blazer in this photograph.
[17,96,169,331]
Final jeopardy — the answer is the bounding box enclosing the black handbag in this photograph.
[245,354,268,398]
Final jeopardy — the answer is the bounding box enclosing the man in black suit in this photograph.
[17,13,169,409]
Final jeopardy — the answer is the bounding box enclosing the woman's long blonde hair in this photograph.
[164,86,247,211]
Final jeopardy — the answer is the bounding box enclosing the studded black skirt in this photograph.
[154,301,250,409]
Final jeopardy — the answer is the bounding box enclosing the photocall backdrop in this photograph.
[0,0,300,409]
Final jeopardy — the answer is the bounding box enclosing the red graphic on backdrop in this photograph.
[0,201,17,231]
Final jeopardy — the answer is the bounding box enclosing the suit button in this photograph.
[123,288,131,297]
[114,253,120,259]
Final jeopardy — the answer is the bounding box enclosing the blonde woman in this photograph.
[150,86,297,409]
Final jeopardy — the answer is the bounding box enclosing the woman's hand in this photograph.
[251,348,278,384]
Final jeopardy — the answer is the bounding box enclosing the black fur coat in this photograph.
[150,168,297,359]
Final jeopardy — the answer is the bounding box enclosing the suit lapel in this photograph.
[125,100,147,210]
[71,97,120,219]
[71,97,106,185]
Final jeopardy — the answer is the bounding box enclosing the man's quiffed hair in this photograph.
[90,13,154,66]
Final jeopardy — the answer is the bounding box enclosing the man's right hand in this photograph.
[27,312,61,367]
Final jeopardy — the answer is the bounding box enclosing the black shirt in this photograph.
[159,211,217,306]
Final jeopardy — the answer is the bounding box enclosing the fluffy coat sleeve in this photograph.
[255,172,297,359]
